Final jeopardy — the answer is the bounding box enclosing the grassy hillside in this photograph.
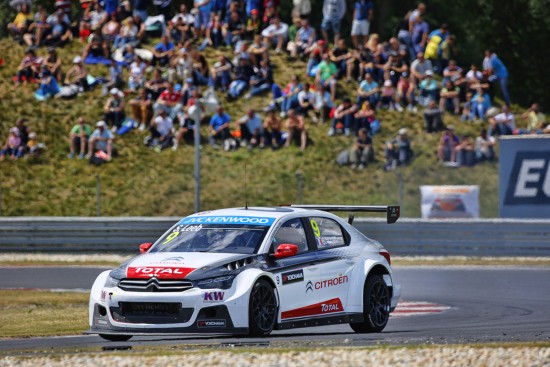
[0,39,500,217]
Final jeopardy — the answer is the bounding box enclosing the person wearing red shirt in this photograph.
[153,83,183,119]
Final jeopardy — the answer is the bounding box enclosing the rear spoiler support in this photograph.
[281,205,400,225]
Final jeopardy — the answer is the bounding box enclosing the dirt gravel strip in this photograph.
[1,347,549,367]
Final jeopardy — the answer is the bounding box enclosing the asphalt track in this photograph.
[0,266,549,351]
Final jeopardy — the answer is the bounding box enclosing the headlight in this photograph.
[104,275,119,288]
[196,275,235,289]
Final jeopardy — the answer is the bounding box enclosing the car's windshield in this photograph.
[149,216,273,254]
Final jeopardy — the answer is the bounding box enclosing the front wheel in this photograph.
[350,274,391,333]
[99,334,133,342]
[248,279,277,337]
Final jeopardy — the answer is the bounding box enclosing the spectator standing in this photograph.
[351,128,373,169]
[351,0,373,49]
[284,109,307,151]
[384,128,413,171]
[194,0,213,39]
[410,14,429,55]
[209,106,231,148]
[103,88,126,130]
[87,120,114,160]
[321,0,346,45]
[483,49,510,107]
[68,117,92,159]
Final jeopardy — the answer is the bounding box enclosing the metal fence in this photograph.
[0,217,549,256]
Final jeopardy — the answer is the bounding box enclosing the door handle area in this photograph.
[308,266,318,271]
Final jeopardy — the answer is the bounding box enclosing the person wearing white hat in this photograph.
[87,120,114,160]
[104,88,126,132]
[64,55,89,91]
[384,127,413,171]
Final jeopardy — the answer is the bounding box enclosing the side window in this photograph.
[272,218,308,253]
[309,217,346,249]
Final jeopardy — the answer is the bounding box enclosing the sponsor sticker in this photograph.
[162,256,185,262]
[504,152,550,205]
[179,216,275,226]
[305,275,348,292]
[127,267,195,279]
[281,269,304,285]
[100,290,107,301]
[203,291,225,302]
[197,319,226,328]
[281,298,344,319]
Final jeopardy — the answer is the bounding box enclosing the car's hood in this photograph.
[125,252,248,279]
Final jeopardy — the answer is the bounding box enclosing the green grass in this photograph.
[0,38,501,217]
[0,290,88,338]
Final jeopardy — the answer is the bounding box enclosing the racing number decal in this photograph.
[310,219,321,237]
[162,231,180,245]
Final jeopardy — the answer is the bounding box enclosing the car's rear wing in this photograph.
[281,205,400,225]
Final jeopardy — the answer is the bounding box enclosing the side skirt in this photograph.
[277,313,365,330]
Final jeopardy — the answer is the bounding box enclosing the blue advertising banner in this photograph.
[499,136,550,218]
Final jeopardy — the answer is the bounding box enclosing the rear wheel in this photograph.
[248,279,277,337]
[99,334,132,342]
[350,274,390,333]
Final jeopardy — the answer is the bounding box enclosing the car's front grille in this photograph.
[118,278,193,292]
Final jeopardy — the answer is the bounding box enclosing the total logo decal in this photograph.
[281,298,344,319]
[305,275,348,292]
[197,319,226,328]
[127,267,195,279]
[203,291,225,302]
[281,269,304,285]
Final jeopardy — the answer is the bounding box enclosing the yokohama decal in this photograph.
[127,267,195,279]
[281,298,344,319]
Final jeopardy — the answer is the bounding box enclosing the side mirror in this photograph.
[139,242,153,254]
[274,244,299,259]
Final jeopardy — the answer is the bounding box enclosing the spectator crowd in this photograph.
[2,0,548,168]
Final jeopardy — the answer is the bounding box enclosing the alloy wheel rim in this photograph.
[252,284,276,331]
[368,279,390,327]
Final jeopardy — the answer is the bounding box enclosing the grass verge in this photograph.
[0,290,88,338]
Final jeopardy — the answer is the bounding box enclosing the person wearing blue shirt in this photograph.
[485,49,510,107]
[195,0,212,39]
[152,35,175,66]
[209,106,231,147]
[351,0,373,49]
[357,72,379,106]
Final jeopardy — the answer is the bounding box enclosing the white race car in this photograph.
[88,205,401,341]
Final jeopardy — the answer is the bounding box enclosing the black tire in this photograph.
[99,334,132,342]
[350,274,391,333]
[248,279,277,337]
